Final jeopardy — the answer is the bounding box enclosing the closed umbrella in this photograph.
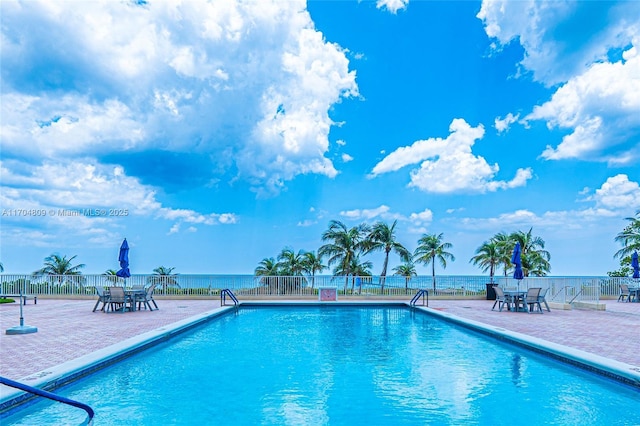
[116,239,131,278]
[512,242,524,280]
[512,242,524,298]
[632,251,639,279]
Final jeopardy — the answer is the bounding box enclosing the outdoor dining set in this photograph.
[491,286,550,314]
[92,284,159,313]
[90,238,159,313]
[618,284,640,303]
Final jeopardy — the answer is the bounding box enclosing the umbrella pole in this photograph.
[6,282,37,335]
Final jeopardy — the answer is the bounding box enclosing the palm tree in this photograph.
[301,251,325,289]
[335,254,372,293]
[511,228,551,277]
[33,253,85,287]
[470,240,501,282]
[255,257,280,293]
[34,254,84,283]
[414,233,455,291]
[0,262,4,273]
[365,220,411,292]
[148,266,179,291]
[277,248,306,276]
[614,210,640,259]
[393,261,417,294]
[492,232,515,276]
[277,248,307,294]
[102,269,122,284]
[319,220,370,292]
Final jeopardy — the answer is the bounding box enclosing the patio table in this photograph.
[503,290,528,312]
[628,287,640,302]
[125,288,147,311]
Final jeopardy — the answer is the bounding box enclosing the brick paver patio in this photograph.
[1,298,639,382]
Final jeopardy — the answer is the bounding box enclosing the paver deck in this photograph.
[1,298,639,382]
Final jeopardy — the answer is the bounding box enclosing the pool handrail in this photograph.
[220,288,239,306]
[0,375,95,423]
[410,289,429,307]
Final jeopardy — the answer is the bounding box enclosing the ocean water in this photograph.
[4,306,640,425]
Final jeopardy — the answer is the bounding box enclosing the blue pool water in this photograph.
[4,306,640,425]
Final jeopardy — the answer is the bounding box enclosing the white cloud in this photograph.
[457,207,619,232]
[341,153,354,163]
[477,0,640,86]
[340,205,391,220]
[409,208,433,226]
[526,45,640,164]
[494,112,519,133]
[0,160,237,244]
[478,1,640,164]
[376,0,409,14]
[370,119,533,193]
[587,174,640,210]
[297,219,316,227]
[457,174,640,232]
[0,0,358,195]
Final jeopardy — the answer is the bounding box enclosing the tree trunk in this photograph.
[432,258,436,292]
[380,251,389,294]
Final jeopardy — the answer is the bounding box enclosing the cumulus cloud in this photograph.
[370,119,532,193]
[587,174,640,210]
[477,0,640,86]
[0,160,237,243]
[526,45,640,164]
[494,113,519,133]
[478,1,640,164]
[340,205,391,220]
[341,153,354,163]
[376,0,409,14]
[0,0,358,195]
[457,174,640,232]
[409,208,433,225]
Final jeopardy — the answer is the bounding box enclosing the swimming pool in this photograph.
[4,305,640,425]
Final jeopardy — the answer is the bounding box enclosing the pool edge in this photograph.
[414,304,640,389]
[0,305,237,414]
[2,301,638,415]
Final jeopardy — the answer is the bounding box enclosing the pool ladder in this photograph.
[220,288,239,306]
[0,375,95,424]
[410,289,429,307]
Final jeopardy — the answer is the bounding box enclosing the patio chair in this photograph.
[538,287,551,312]
[135,284,159,311]
[520,287,543,314]
[492,286,512,312]
[618,284,632,302]
[106,286,129,313]
[92,286,110,312]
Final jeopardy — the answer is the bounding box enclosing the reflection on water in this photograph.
[512,354,522,386]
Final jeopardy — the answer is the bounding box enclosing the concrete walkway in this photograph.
[1,298,639,381]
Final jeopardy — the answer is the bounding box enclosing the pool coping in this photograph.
[415,304,640,389]
[0,305,236,414]
[2,301,638,415]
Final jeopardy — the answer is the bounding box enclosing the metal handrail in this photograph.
[410,289,429,307]
[0,375,94,424]
[220,288,238,306]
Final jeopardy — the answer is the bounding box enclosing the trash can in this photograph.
[486,283,498,300]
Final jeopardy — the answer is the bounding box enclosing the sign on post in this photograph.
[319,287,338,302]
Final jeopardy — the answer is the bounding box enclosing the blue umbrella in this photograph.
[632,251,639,279]
[116,238,131,278]
[512,242,524,280]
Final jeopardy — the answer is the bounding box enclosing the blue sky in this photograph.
[1,0,639,277]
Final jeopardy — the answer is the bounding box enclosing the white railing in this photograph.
[0,274,635,300]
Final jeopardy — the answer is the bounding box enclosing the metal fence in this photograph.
[0,274,634,302]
